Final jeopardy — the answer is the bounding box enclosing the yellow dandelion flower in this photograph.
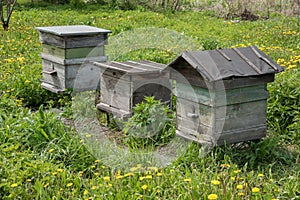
[157,189,161,193]
[91,186,97,190]
[252,187,260,193]
[79,171,83,177]
[108,183,112,187]
[83,189,89,195]
[258,173,264,177]
[170,169,174,173]
[94,172,99,176]
[238,192,245,196]
[48,148,54,153]
[25,80,31,84]
[44,183,49,188]
[124,173,134,177]
[237,184,243,189]
[94,159,100,163]
[145,175,152,179]
[17,57,25,63]
[208,193,218,200]
[139,176,146,181]
[91,165,96,169]
[57,169,63,173]
[234,170,241,174]
[141,185,148,190]
[26,179,32,182]
[184,178,192,182]
[220,164,230,168]
[230,177,235,181]
[211,180,220,185]
[103,176,110,181]
[157,172,162,177]
[66,183,73,187]
[11,183,18,188]
[116,175,124,179]
[52,172,58,176]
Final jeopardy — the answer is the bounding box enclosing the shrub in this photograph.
[123,96,175,149]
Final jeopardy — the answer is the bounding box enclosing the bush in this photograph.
[267,68,300,145]
[123,96,175,149]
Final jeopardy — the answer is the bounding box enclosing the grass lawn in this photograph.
[0,2,299,199]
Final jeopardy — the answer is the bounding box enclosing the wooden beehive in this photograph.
[169,46,283,145]
[36,25,111,93]
[94,60,171,119]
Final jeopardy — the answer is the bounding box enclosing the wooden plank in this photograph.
[42,59,66,88]
[96,102,132,119]
[176,130,215,145]
[101,69,130,81]
[131,71,169,81]
[177,115,213,134]
[175,83,213,106]
[127,60,166,70]
[42,44,104,59]
[176,124,266,145]
[41,82,65,94]
[216,113,266,132]
[65,62,101,90]
[39,32,108,48]
[170,66,213,89]
[216,125,266,145]
[65,34,109,48]
[100,75,131,112]
[41,53,107,65]
[214,100,266,119]
[220,74,274,89]
[176,82,269,106]
[176,97,213,126]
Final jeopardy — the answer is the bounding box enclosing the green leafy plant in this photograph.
[267,68,300,145]
[123,96,175,149]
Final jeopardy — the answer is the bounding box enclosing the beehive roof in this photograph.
[94,60,166,75]
[168,46,284,82]
[36,25,111,36]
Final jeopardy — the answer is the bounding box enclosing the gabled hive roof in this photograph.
[168,46,284,82]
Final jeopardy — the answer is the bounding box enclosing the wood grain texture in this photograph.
[42,44,104,59]
[39,32,108,48]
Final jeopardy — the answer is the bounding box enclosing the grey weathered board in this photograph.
[42,44,104,59]
[95,60,172,118]
[41,55,107,93]
[36,25,111,48]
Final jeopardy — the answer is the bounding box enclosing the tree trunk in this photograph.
[3,22,8,31]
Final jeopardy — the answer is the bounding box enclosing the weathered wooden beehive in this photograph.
[94,60,171,119]
[169,46,283,145]
[36,25,111,93]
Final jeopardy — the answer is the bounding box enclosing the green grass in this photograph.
[0,2,299,199]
